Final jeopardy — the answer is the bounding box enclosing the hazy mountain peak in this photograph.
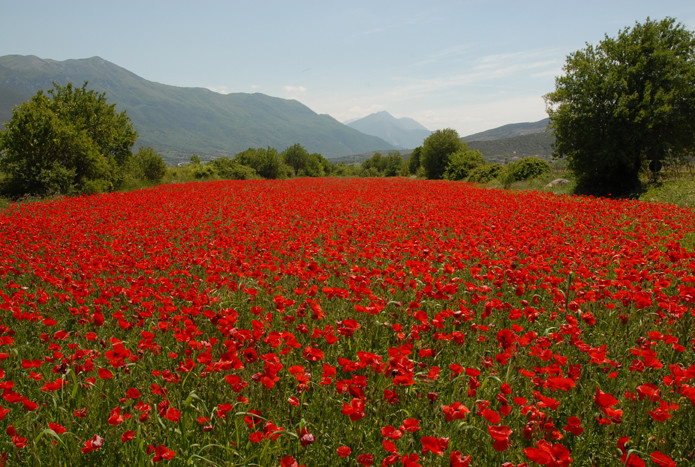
[346,111,431,149]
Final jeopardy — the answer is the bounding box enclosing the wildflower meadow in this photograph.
[0,178,693,466]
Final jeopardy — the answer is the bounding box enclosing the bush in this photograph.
[466,163,505,183]
[209,157,259,180]
[359,166,381,178]
[132,147,167,183]
[444,149,485,181]
[507,157,551,181]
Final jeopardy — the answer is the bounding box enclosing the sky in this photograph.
[2,0,695,136]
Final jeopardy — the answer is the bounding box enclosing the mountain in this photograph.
[461,118,553,163]
[346,111,431,149]
[461,118,550,142]
[0,55,395,162]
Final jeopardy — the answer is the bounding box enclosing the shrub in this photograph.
[444,149,485,181]
[132,147,167,183]
[507,157,551,181]
[466,163,505,183]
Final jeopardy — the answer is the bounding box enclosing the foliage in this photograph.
[361,151,407,177]
[358,166,381,177]
[0,82,137,197]
[507,157,552,182]
[0,178,693,465]
[333,163,359,177]
[466,163,505,183]
[208,157,259,180]
[281,144,330,177]
[233,147,287,179]
[420,129,465,179]
[408,146,422,174]
[545,17,695,196]
[443,147,485,180]
[131,147,166,183]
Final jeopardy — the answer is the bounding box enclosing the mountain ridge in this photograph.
[0,55,395,162]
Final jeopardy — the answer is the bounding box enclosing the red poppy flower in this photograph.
[562,416,583,436]
[300,431,315,447]
[636,383,661,402]
[441,402,470,421]
[152,445,175,462]
[400,418,421,432]
[594,387,619,408]
[450,451,472,466]
[381,425,403,440]
[357,454,374,466]
[421,436,449,456]
[302,346,324,362]
[650,451,677,467]
[524,440,572,466]
[280,456,299,467]
[48,423,66,434]
[81,434,104,453]
[487,424,513,441]
[164,407,181,423]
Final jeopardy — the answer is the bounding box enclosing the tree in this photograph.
[0,82,138,197]
[421,129,465,179]
[545,17,695,196]
[282,143,310,174]
[408,147,422,175]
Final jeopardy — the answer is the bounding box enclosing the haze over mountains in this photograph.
[0,55,552,164]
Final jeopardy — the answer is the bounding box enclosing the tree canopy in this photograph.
[421,129,465,179]
[0,82,138,197]
[545,17,695,196]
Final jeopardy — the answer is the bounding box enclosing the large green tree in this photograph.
[420,128,465,179]
[545,17,695,196]
[0,82,138,197]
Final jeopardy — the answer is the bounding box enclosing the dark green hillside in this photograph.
[466,132,554,163]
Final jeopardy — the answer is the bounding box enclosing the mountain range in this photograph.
[346,111,431,149]
[0,55,552,165]
[0,55,396,162]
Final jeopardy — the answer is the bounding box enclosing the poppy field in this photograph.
[0,177,694,466]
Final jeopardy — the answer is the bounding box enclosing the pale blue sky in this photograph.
[2,1,694,135]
